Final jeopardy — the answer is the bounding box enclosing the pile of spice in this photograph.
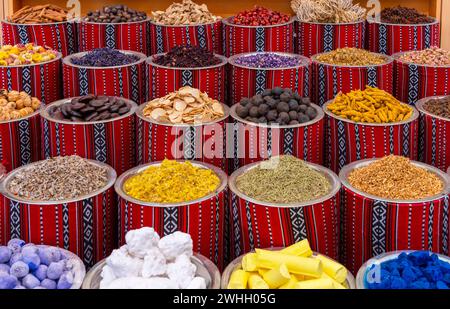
[365,251,450,289]
[380,6,434,24]
[143,86,224,124]
[398,47,450,66]
[327,86,413,123]
[0,90,41,121]
[152,0,220,25]
[153,45,222,68]
[100,228,206,289]
[70,48,140,67]
[236,88,317,125]
[7,4,68,24]
[291,0,366,23]
[422,96,450,120]
[228,239,349,289]
[49,95,132,122]
[234,53,302,68]
[315,48,388,66]
[7,156,109,201]
[0,44,58,66]
[84,5,147,23]
[232,6,291,26]
[236,156,331,204]
[348,155,444,200]
[123,159,220,203]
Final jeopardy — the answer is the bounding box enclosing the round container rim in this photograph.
[63,49,147,69]
[294,16,366,26]
[339,158,450,204]
[221,249,356,289]
[228,160,341,208]
[1,19,74,26]
[229,102,324,129]
[147,52,228,70]
[41,97,138,125]
[416,96,450,123]
[222,16,295,28]
[0,50,62,68]
[228,52,311,71]
[115,160,228,208]
[366,16,439,27]
[0,158,117,205]
[311,51,393,68]
[355,250,450,289]
[149,18,222,27]
[79,17,151,25]
[0,104,42,124]
[136,102,229,127]
[392,51,450,69]
[82,252,221,289]
[322,100,419,127]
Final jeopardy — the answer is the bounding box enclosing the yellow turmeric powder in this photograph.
[123,159,220,203]
[327,86,413,124]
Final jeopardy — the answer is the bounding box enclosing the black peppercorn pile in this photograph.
[84,5,147,23]
[380,6,434,24]
[235,88,318,125]
[423,96,450,120]
[153,45,222,68]
[49,95,132,122]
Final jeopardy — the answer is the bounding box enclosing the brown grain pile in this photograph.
[348,155,444,200]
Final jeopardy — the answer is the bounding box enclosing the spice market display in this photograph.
[0,0,449,291]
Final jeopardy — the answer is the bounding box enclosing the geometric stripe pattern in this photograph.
[372,200,388,256]
[163,208,178,235]
[82,198,94,267]
[93,123,107,163]
[105,24,116,49]
[289,207,308,242]
[255,27,265,52]
[9,201,21,239]
[18,119,31,166]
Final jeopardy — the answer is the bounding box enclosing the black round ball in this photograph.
[240,98,250,107]
[288,99,299,111]
[258,104,269,116]
[276,102,290,113]
[249,106,260,118]
[279,112,290,123]
[288,110,298,121]
[306,107,317,119]
[236,105,249,118]
[289,120,299,125]
[266,110,278,121]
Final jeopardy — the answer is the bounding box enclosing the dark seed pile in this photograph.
[423,96,450,119]
[380,6,434,24]
[235,88,318,125]
[49,95,132,122]
[153,45,222,68]
[84,5,147,23]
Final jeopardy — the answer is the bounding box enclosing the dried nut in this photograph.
[151,0,221,25]
[0,89,41,121]
[143,86,225,124]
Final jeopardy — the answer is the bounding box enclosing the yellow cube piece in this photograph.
[258,268,269,276]
[279,276,298,289]
[262,264,291,289]
[255,249,322,278]
[280,239,313,257]
[248,274,269,289]
[295,278,335,289]
[316,254,347,284]
[227,269,249,289]
[242,253,258,272]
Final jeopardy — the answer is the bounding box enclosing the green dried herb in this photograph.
[236,156,331,204]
